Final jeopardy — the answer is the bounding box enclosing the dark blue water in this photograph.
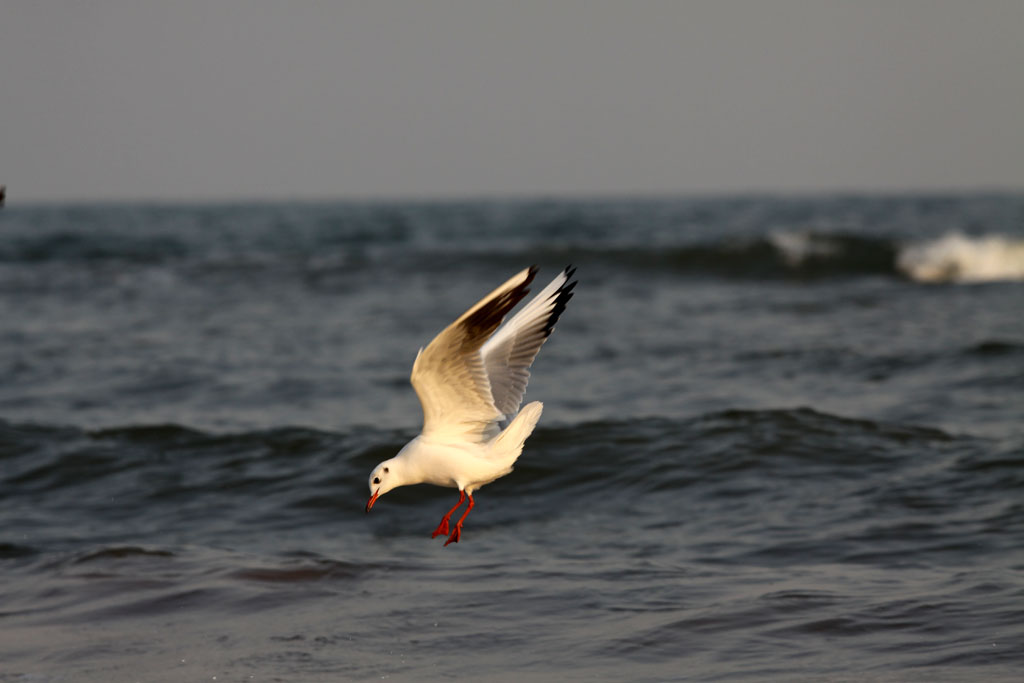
[2,195,1023,681]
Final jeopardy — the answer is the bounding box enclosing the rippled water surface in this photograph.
[2,195,1023,681]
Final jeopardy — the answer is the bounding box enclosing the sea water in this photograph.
[1,194,1023,681]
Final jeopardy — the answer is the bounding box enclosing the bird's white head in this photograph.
[365,458,400,512]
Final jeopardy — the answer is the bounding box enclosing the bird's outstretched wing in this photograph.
[482,266,577,418]
[411,266,537,441]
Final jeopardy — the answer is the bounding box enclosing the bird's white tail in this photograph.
[490,401,543,465]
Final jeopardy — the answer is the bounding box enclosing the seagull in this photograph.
[365,265,577,546]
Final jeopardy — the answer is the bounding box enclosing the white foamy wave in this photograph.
[898,233,1024,283]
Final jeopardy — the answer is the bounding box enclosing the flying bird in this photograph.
[365,265,576,546]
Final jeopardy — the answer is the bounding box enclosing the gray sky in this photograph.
[2,1,1023,202]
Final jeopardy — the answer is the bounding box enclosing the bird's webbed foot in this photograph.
[443,524,462,546]
[431,490,466,539]
[431,518,450,538]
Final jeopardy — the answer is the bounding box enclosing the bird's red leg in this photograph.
[431,490,466,539]
[444,493,475,546]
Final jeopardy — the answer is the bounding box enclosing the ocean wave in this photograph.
[668,230,1024,282]
[0,408,1009,543]
[897,233,1024,283]
[527,232,900,279]
[536,231,1024,283]
[0,407,963,488]
[4,212,1023,284]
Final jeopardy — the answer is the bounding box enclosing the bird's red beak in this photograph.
[365,488,380,513]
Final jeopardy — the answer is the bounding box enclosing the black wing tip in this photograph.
[561,264,578,296]
[542,266,577,337]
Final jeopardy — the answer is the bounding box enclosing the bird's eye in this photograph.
[373,477,380,484]
[383,467,389,473]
